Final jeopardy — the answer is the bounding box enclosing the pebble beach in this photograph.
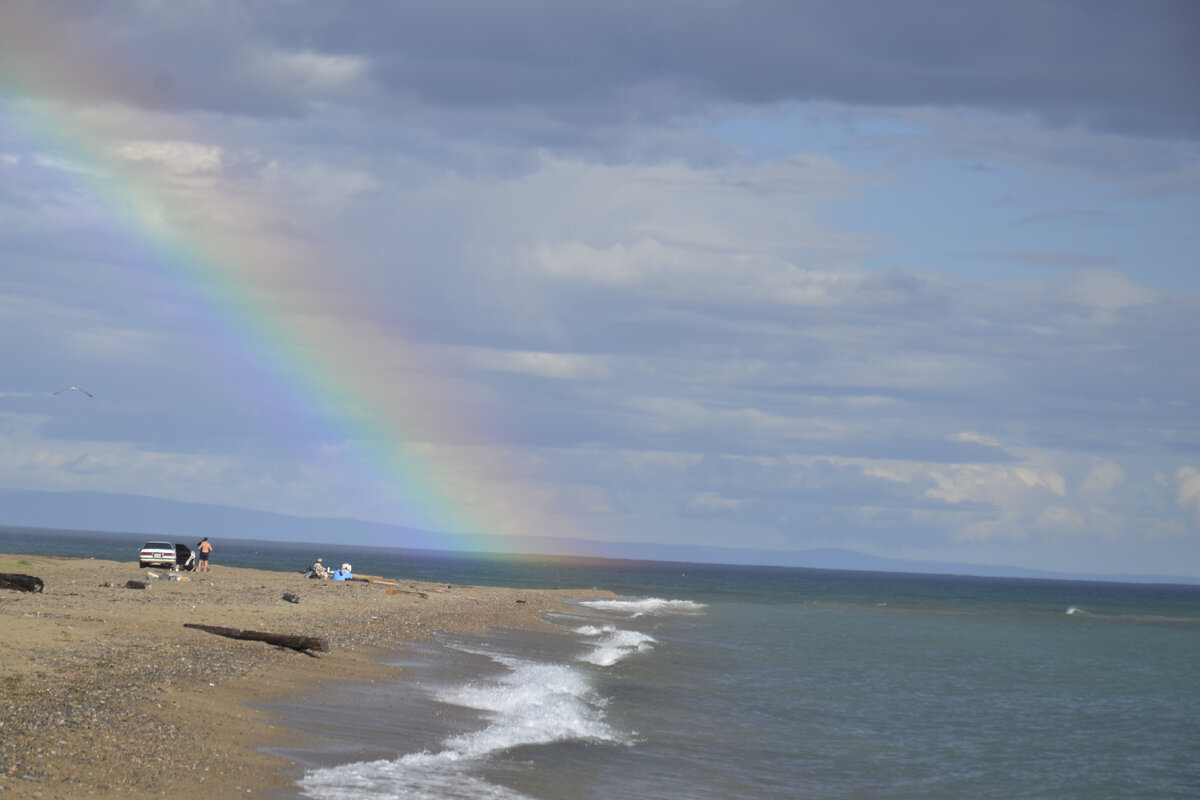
[0,553,610,799]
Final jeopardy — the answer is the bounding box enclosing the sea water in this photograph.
[4,527,1200,798]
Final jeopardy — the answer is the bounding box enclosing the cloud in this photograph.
[926,463,1065,506]
[1036,504,1085,530]
[956,251,1117,270]
[246,48,371,98]
[686,491,745,512]
[1,2,1197,577]
[897,106,1200,192]
[1081,460,1125,496]
[1177,466,1200,519]
[950,431,1000,448]
[3,1,1198,143]
[1011,209,1108,226]
[115,140,223,174]
[456,348,617,382]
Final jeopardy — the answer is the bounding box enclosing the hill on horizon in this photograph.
[1,488,1196,585]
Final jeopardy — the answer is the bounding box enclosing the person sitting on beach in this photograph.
[307,558,329,579]
[332,563,354,581]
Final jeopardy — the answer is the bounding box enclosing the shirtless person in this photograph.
[197,537,213,572]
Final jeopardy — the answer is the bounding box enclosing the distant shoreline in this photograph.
[0,552,612,798]
[3,519,1198,587]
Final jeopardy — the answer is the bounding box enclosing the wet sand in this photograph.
[0,553,611,799]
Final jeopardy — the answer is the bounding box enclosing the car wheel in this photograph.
[139,561,147,568]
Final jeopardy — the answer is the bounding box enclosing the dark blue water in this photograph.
[5,526,1200,798]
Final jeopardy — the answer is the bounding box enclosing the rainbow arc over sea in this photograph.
[0,20,574,556]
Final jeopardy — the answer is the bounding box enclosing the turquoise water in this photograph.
[5,527,1200,798]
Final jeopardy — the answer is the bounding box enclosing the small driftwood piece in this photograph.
[383,588,428,599]
[0,573,44,593]
[125,580,149,590]
[184,623,329,653]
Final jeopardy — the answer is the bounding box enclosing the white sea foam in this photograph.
[437,659,618,756]
[578,597,707,618]
[299,754,537,800]
[579,628,657,667]
[299,656,620,799]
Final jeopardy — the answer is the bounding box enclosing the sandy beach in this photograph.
[0,553,611,799]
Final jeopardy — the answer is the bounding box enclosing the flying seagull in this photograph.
[54,386,93,397]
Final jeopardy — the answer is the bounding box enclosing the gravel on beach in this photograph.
[0,553,610,799]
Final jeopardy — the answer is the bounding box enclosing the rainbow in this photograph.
[0,25,570,554]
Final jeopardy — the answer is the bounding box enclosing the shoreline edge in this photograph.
[0,552,613,799]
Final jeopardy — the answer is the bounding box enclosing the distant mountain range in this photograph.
[2,487,1196,585]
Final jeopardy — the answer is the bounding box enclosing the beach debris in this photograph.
[384,587,428,598]
[282,592,300,604]
[0,572,45,593]
[184,623,329,654]
[356,574,398,585]
[125,580,149,590]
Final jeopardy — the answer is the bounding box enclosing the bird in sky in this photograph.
[54,386,93,397]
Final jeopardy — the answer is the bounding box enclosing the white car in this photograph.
[138,541,177,568]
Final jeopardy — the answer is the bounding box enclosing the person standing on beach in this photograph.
[197,537,213,572]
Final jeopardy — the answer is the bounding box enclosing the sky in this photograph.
[1,0,1198,577]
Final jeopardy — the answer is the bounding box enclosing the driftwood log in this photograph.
[0,573,44,593]
[184,623,329,653]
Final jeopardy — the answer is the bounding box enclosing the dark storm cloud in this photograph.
[4,1,1197,140]
[270,0,1200,140]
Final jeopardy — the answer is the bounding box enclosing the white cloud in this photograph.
[1177,466,1200,519]
[454,348,616,381]
[1012,467,1067,495]
[531,239,670,288]
[687,491,745,511]
[513,156,874,293]
[950,431,1000,447]
[1081,459,1125,496]
[622,396,853,441]
[533,239,873,308]
[1036,505,1085,530]
[924,462,1070,541]
[859,463,914,484]
[248,48,372,98]
[32,154,101,175]
[923,465,1059,507]
[115,140,223,174]
[1051,269,1159,314]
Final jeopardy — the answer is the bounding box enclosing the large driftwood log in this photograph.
[184,623,329,653]
[0,573,44,593]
